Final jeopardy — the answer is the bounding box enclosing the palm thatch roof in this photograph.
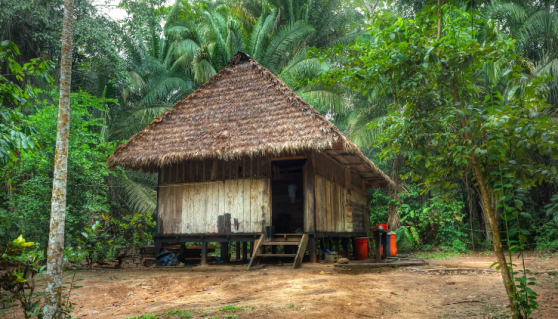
[108,52,394,187]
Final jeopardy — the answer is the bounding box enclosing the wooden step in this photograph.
[256,253,297,257]
[262,241,300,246]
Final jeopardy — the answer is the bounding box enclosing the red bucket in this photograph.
[354,237,368,260]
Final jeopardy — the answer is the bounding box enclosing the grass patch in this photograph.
[219,304,245,313]
[409,251,465,259]
[125,309,192,319]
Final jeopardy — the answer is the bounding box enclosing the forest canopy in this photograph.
[1,1,557,317]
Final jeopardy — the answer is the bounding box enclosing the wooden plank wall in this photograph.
[315,176,346,232]
[349,190,368,233]
[160,156,270,184]
[158,178,270,234]
[312,152,368,233]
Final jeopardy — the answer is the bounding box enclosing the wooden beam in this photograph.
[293,234,309,269]
[271,155,307,161]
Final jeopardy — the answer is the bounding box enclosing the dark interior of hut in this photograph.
[271,159,306,234]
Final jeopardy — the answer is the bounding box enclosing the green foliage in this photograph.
[0,235,82,319]
[320,2,558,316]
[370,185,467,252]
[0,41,53,166]
[76,220,113,266]
[0,236,44,318]
[3,90,117,247]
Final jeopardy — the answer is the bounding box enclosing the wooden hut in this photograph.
[108,52,394,267]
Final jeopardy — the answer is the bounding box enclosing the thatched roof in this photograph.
[108,52,394,187]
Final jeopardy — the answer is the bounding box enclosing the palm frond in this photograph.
[248,8,277,61]
[116,173,157,216]
[193,44,217,83]
[262,21,314,73]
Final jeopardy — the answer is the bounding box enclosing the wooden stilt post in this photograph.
[250,241,254,257]
[242,242,248,262]
[342,238,350,259]
[220,242,229,262]
[309,236,317,263]
[319,238,326,260]
[374,232,381,262]
[154,239,162,258]
[201,241,207,266]
[236,241,241,261]
[179,243,186,263]
[352,238,357,259]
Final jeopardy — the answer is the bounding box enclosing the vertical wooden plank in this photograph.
[314,176,322,231]
[265,178,271,229]
[346,190,353,232]
[211,159,217,180]
[227,179,242,233]
[333,183,339,232]
[202,160,206,181]
[324,179,330,231]
[306,151,316,234]
[176,184,183,233]
[250,179,259,232]
[189,160,193,182]
[249,157,253,178]
[335,184,340,232]
[201,241,207,266]
[243,179,251,232]
[218,181,225,221]
[210,182,219,233]
[303,162,308,232]
[224,180,233,233]
[181,184,189,233]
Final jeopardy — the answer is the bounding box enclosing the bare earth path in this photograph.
[9,253,558,318]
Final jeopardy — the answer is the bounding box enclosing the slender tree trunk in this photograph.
[43,1,73,318]
[464,173,475,250]
[470,155,519,318]
[387,154,404,229]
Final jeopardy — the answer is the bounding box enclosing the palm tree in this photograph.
[109,0,367,219]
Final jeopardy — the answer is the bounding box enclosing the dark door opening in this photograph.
[271,159,306,233]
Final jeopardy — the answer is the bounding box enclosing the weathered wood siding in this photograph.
[313,175,368,233]
[311,151,369,233]
[158,178,270,234]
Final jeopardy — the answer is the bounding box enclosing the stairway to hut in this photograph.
[247,233,309,270]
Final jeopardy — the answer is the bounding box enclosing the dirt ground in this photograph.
[7,253,558,319]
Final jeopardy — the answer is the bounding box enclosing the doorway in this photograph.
[271,159,306,233]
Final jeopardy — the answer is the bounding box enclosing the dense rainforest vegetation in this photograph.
[1,0,558,317]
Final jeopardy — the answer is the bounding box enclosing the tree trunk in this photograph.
[436,1,519,313]
[387,154,404,229]
[470,155,520,318]
[464,173,475,250]
[43,1,73,318]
